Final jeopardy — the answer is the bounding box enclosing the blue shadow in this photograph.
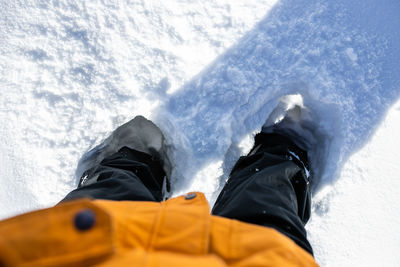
[155,0,400,194]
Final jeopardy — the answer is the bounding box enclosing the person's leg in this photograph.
[62,146,166,202]
[212,132,313,255]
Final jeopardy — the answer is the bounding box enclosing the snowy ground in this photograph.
[1,0,399,266]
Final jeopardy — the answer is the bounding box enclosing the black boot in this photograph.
[77,116,172,192]
[212,99,315,255]
[62,116,172,203]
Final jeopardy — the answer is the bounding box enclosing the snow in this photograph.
[345,48,358,63]
[1,0,399,266]
[308,100,400,266]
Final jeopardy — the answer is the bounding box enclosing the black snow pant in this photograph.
[62,132,313,255]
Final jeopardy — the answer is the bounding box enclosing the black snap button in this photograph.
[74,209,96,231]
[184,192,197,200]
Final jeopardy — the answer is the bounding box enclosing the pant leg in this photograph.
[212,133,313,255]
[62,146,166,202]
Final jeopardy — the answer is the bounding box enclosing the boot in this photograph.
[76,116,172,192]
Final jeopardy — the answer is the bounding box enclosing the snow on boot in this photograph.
[76,116,172,192]
[258,95,320,181]
[262,99,317,153]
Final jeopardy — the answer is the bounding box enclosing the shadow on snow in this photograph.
[153,0,400,201]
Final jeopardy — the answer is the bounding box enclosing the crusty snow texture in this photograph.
[0,0,399,266]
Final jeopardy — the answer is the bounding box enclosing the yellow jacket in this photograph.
[0,192,318,266]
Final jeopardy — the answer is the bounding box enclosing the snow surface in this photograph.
[1,0,399,266]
